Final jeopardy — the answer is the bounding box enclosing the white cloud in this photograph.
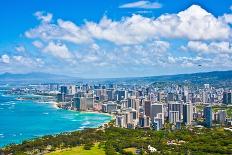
[32,40,44,48]
[43,41,73,59]
[91,43,100,50]
[86,5,231,44]
[15,45,26,52]
[20,5,232,76]
[154,5,230,40]
[25,19,91,44]
[220,14,232,24]
[85,15,157,45]
[186,41,209,53]
[26,5,232,46]
[119,1,162,9]
[0,54,10,64]
[184,41,232,53]
[34,11,53,23]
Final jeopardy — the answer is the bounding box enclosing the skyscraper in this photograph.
[61,86,68,94]
[144,100,151,117]
[204,106,212,128]
[183,103,193,125]
[168,102,182,120]
[72,97,87,111]
[223,92,232,105]
[150,103,164,124]
[169,111,179,124]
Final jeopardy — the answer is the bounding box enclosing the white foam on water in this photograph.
[79,126,86,129]
[82,121,90,125]
[43,112,49,115]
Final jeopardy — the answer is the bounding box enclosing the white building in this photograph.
[169,111,180,124]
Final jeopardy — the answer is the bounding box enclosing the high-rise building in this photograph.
[139,116,145,128]
[217,110,226,125]
[168,102,182,120]
[167,93,176,102]
[152,113,164,130]
[183,103,193,125]
[61,86,68,94]
[157,92,163,102]
[204,106,212,128]
[86,97,94,110]
[115,90,127,101]
[68,85,76,95]
[72,97,86,111]
[144,100,151,117]
[150,103,164,124]
[223,92,232,105]
[169,111,179,124]
[116,115,126,128]
[106,101,117,113]
[106,89,115,101]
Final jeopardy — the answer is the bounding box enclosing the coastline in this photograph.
[49,101,114,130]
[51,101,114,118]
[0,96,113,148]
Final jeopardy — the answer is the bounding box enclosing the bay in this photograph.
[0,93,111,147]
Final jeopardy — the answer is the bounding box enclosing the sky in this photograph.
[0,0,232,78]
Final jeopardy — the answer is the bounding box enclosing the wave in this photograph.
[82,121,90,125]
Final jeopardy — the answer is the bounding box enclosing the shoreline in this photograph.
[0,97,113,148]
[51,101,114,118]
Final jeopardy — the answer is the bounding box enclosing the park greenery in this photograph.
[1,121,232,155]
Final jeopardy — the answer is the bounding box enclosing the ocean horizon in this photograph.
[0,93,112,147]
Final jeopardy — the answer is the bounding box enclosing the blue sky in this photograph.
[0,0,232,78]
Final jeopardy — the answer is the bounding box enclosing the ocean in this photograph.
[0,93,111,147]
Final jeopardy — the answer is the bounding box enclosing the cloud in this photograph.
[184,41,232,54]
[220,14,232,24]
[32,40,44,48]
[15,45,26,52]
[119,1,162,9]
[34,11,53,23]
[86,5,231,45]
[26,5,232,46]
[13,56,44,67]
[85,15,156,45]
[21,5,232,76]
[0,54,10,64]
[25,19,92,44]
[43,41,73,59]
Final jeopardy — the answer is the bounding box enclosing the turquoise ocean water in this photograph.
[0,92,111,147]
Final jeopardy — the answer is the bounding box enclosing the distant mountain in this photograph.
[0,72,79,83]
[1,70,232,86]
[99,70,232,86]
[143,70,232,82]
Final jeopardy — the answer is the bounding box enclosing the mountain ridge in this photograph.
[1,70,232,84]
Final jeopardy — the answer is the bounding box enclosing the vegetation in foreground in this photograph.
[1,123,232,155]
[46,143,105,155]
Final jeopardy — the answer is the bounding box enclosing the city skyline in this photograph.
[1,1,232,78]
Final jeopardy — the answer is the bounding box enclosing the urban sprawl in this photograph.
[9,83,232,130]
